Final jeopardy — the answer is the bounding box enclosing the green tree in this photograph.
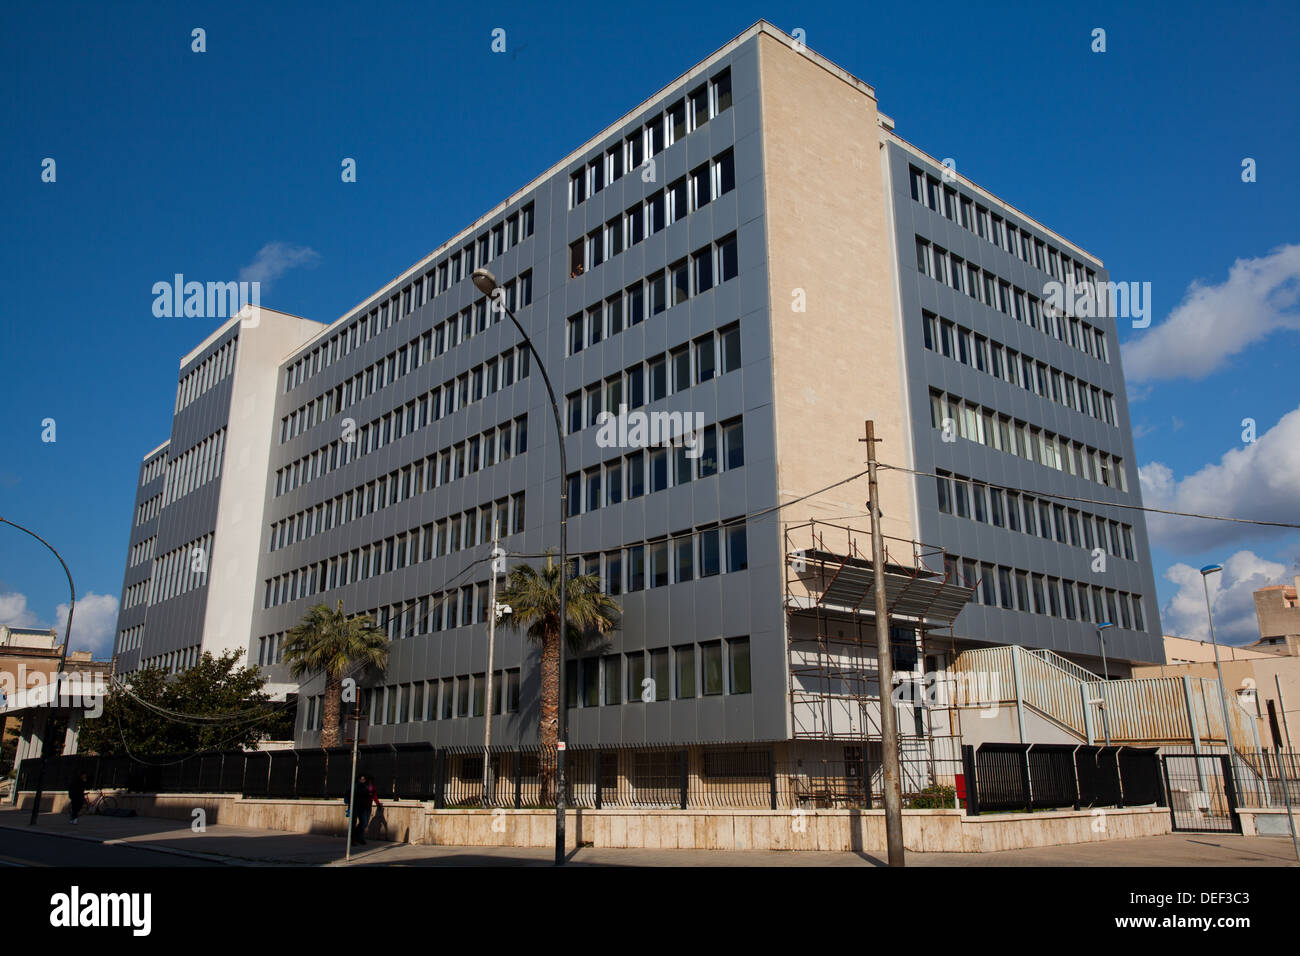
[282,600,389,748]
[79,649,274,756]
[498,555,620,800]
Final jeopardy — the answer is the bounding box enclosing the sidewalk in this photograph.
[1,807,1295,866]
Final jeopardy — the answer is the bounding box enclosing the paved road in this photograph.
[0,827,218,867]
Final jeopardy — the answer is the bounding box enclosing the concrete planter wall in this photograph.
[17,791,1172,852]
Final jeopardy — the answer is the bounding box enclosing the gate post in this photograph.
[1161,755,1178,830]
[961,744,980,816]
[679,749,689,810]
[768,746,778,811]
[1220,755,1243,834]
[1020,745,1033,811]
[433,748,446,809]
[513,751,523,810]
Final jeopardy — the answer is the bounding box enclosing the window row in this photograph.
[566,323,742,431]
[935,470,1137,559]
[567,637,751,708]
[569,150,736,277]
[147,533,213,606]
[269,416,527,554]
[116,624,144,654]
[161,429,227,508]
[910,165,1098,291]
[176,337,238,414]
[261,494,526,610]
[565,417,745,516]
[915,237,1110,364]
[122,579,150,610]
[137,645,201,676]
[128,536,156,568]
[946,553,1146,631]
[572,519,749,595]
[135,493,162,527]
[568,234,739,354]
[922,311,1119,427]
[929,390,1128,491]
[275,346,530,497]
[569,67,732,208]
[140,450,168,486]
[283,205,535,394]
[280,280,532,442]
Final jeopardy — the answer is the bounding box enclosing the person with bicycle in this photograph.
[67,771,88,824]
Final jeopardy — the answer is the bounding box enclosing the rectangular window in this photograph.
[726,638,750,694]
[697,641,721,696]
[675,645,696,699]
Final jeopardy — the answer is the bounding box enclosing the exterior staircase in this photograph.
[950,645,1261,755]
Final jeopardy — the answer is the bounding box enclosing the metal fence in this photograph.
[16,744,785,810]
[960,743,1162,814]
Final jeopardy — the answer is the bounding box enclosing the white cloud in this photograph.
[1161,551,1289,644]
[55,593,119,659]
[1123,244,1300,382]
[1139,404,1300,552]
[0,592,40,628]
[238,242,320,290]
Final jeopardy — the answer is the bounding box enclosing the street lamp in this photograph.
[0,518,76,824]
[1095,621,1114,747]
[471,268,570,866]
[1200,564,1238,764]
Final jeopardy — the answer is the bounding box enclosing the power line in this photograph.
[878,462,1300,530]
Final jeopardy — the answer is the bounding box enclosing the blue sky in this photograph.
[2,1,1298,654]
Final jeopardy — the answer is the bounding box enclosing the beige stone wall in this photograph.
[18,791,1172,852]
[757,34,915,543]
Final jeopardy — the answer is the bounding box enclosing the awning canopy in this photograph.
[789,549,973,625]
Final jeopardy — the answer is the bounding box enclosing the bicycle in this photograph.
[82,790,118,815]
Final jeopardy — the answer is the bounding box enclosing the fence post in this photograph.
[514,751,522,809]
[433,748,446,809]
[1020,745,1033,811]
[768,746,778,811]
[1115,747,1127,808]
[594,750,603,810]
[961,745,980,816]
[1221,754,1243,834]
[679,749,689,810]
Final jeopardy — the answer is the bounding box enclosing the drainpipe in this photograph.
[1010,646,1027,744]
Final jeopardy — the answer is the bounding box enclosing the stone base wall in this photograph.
[15,791,1173,852]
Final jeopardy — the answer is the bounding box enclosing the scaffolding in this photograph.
[783,519,974,797]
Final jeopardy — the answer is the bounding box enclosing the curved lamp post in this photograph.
[1095,621,1114,747]
[471,268,570,865]
[0,517,76,824]
[1200,564,1238,762]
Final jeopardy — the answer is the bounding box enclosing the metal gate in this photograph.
[1161,754,1241,833]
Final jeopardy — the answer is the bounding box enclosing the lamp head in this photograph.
[1098,621,1114,631]
[1200,564,1223,577]
[471,268,498,297]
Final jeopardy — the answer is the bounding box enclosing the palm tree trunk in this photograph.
[321,674,342,749]
[539,625,559,804]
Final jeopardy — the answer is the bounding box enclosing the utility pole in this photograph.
[344,697,361,862]
[862,421,904,867]
[483,521,505,803]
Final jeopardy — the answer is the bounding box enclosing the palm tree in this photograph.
[498,555,620,800]
[282,600,390,748]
